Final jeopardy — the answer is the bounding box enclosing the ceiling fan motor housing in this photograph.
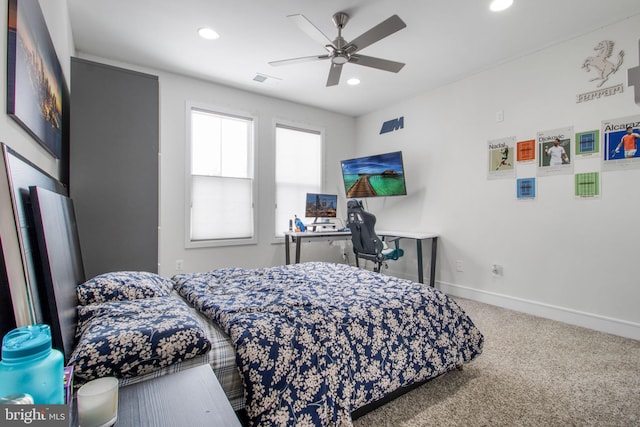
[332,12,350,29]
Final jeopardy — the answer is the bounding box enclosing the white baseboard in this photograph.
[435,280,640,341]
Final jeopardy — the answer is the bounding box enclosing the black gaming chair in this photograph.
[346,199,404,273]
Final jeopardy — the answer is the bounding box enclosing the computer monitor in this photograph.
[305,193,337,221]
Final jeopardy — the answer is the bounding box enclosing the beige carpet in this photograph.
[353,297,640,427]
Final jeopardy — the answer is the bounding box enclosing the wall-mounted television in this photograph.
[340,151,407,198]
[305,193,337,219]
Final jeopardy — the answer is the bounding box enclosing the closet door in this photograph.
[70,58,159,277]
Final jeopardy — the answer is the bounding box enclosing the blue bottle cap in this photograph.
[1,324,52,361]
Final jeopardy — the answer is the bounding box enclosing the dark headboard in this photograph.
[30,186,85,361]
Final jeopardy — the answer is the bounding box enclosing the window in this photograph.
[186,103,255,246]
[274,123,323,237]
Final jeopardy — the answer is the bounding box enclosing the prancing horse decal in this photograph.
[582,40,624,88]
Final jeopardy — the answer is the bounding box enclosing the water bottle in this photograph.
[0,324,64,404]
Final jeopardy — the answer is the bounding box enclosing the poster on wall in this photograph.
[602,115,640,171]
[575,130,600,158]
[487,136,515,180]
[6,0,66,159]
[575,172,600,198]
[516,139,536,163]
[516,177,536,200]
[537,126,574,176]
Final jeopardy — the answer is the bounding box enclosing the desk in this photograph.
[284,230,352,265]
[283,230,438,287]
[377,230,438,287]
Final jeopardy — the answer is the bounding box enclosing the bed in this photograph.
[24,170,483,426]
[171,262,483,425]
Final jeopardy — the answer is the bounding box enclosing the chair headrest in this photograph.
[347,199,362,209]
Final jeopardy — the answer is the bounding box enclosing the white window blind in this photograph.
[274,124,322,237]
[191,176,253,240]
[188,105,255,245]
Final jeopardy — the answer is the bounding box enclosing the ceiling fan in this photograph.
[269,12,407,87]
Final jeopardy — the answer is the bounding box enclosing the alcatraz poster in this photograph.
[602,115,640,171]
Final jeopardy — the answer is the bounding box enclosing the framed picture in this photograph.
[575,172,600,198]
[537,126,574,176]
[0,144,67,328]
[487,136,515,180]
[517,177,536,200]
[602,115,640,171]
[516,139,536,163]
[575,130,600,157]
[7,0,67,159]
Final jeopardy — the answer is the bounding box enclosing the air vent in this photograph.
[252,73,282,87]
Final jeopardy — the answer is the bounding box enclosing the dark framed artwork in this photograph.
[0,143,67,329]
[7,0,67,159]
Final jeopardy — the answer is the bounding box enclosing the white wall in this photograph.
[356,15,640,339]
[156,72,356,274]
[77,53,357,276]
[0,0,73,177]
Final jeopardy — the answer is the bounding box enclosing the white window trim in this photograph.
[184,100,258,248]
[271,118,326,244]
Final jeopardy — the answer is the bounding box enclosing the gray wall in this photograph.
[70,58,159,277]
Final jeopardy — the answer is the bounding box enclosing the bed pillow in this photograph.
[76,271,174,305]
[69,297,211,382]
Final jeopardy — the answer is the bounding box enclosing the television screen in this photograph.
[305,193,338,218]
[340,151,407,198]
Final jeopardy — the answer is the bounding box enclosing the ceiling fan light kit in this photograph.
[269,11,406,87]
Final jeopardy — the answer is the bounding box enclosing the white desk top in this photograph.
[284,230,438,239]
[377,230,439,240]
[284,230,350,237]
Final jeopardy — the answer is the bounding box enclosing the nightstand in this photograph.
[117,365,241,426]
[72,365,241,426]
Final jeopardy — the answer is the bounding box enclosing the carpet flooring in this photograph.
[352,297,640,427]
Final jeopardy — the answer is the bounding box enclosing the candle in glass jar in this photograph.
[77,377,118,427]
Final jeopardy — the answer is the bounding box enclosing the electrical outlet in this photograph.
[456,260,464,272]
[491,264,503,276]
[176,259,184,271]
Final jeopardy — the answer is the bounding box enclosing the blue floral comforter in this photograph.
[173,262,483,426]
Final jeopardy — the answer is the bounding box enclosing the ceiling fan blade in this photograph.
[326,63,343,86]
[344,15,406,53]
[269,55,330,67]
[349,54,405,73]
[288,14,335,48]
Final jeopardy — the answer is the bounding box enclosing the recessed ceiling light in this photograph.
[489,0,513,12]
[347,78,360,86]
[198,27,219,40]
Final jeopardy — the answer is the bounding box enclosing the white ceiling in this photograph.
[67,0,640,117]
